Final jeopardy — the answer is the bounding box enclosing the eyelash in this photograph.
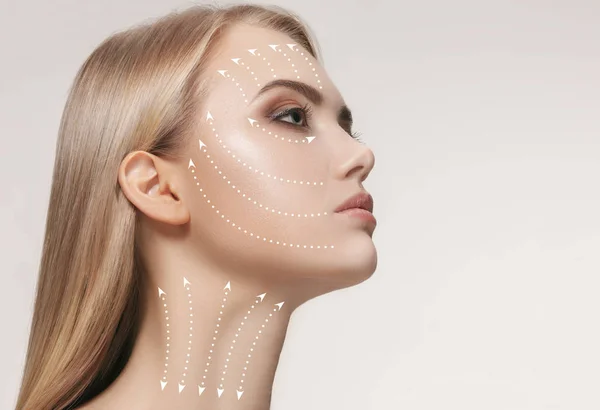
[269,104,364,143]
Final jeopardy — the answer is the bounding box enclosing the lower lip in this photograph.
[335,208,377,226]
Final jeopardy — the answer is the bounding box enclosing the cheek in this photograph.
[214,119,331,190]
[189,124,332,232]
[223,130,332,214]
[185,118,374,285]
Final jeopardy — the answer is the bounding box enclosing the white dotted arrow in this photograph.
[198,281,232,395]
[267,44,301,81]
[217,69,248,104]
[285,43,322,88]
[159,287,170,392]
[248,48,278,79]
[207,112,324,186]
[236,302,285,400]
[247,117,316,145]
[178,277,194,393]
[217,293,267,398]
[188,157,334,249]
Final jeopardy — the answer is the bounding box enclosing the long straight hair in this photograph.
[15,5,319,409]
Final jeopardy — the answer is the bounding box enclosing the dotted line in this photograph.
[269,45,300,80]
[248,119,313,145]
[233,58,261,87]
[237,305,282,393]
[218,70,248,104]
[248,49,277,78]
[219,295,262,390]
[189,163,335,250]
[199,286,231,389]
[199,133,326,218]
[287,44,322,89]
[160,290,170,388]
[179,280,193,388]
[207,117,324,186]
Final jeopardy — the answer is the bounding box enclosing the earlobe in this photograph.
[118,151,190,225]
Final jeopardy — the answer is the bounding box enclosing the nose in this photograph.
[335,136,375,182]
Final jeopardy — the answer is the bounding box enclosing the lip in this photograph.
[336,207,377,226]
[334,192,377,227]
[334,191,374,214]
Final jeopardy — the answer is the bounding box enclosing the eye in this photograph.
[279,108,305,125]
[270,104,312,128]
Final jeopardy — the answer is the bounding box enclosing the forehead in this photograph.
[217,24,304,59]
[205,23,343,109]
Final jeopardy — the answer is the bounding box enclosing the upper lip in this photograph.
[334,191,374,213]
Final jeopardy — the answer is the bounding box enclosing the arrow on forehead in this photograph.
[231,58,241,65]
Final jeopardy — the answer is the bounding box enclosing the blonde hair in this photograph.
[15,4,319,409]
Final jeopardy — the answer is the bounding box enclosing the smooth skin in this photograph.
[80,23,376,410]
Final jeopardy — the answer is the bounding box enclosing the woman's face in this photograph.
[183,24,376,292]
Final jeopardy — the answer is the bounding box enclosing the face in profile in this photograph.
[180,24,377,295]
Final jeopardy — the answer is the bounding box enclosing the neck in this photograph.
[92,258,302,410]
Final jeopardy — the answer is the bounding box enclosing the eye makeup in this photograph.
[268,103,313,129]
[266,101,364,143]
[251,81,364,143]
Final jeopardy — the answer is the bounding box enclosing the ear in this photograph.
[117,151,190,225]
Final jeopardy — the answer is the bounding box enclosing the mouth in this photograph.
[334,192,376,227]
[334,191,374,213]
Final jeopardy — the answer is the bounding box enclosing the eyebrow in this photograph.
[252,79,323,105]
[251,79,353,129]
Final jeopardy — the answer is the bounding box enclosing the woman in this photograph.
[16,3,377,409]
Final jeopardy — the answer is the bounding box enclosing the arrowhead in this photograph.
[268,44,279,51]
[247,118,257,126]
[248,49,257,55]
[287,43,297,50]
[224,281,231,291]
[257,293,267,302]
[206,111,213,121]
[217,388,224,397]
[178,384,185,393]
[198,139,206,150]
[198,386,206,396]
[158,287,166,297]
[237,390,244,400]
[217,70,228,77]
[183,277,190,287]
[305,136,315,144]
[188,158,195,169]
[232,58,241,65]
[160,380,167,390]
[275,301,285,310]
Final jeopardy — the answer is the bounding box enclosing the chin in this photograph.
[333,232,378,287]
[283,231,378,298]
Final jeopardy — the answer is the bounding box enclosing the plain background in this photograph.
[1,0,599,409]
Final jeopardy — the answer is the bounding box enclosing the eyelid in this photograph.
[268,104,313,128]
[264,102,364,142]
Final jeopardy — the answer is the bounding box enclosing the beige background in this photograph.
[1,0,599,409]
